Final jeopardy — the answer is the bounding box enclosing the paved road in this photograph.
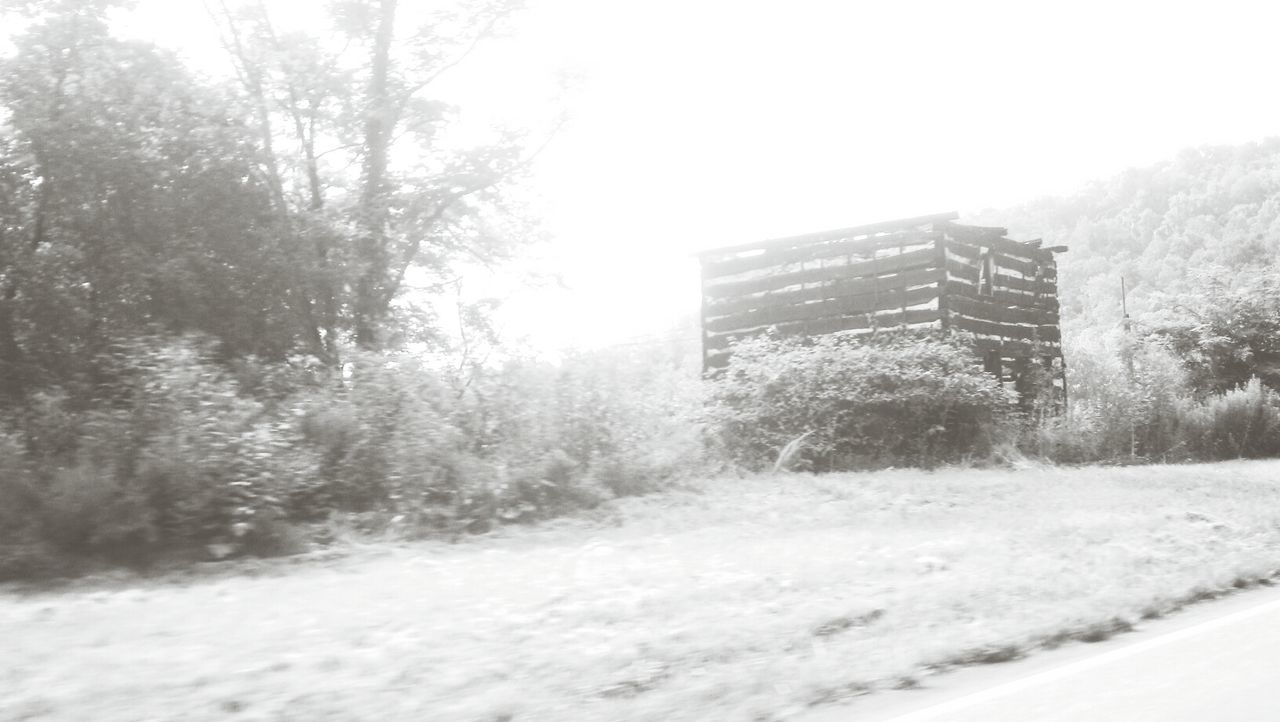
[807,584,1280,721]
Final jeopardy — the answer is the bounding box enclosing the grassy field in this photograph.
[6,460,1280,721]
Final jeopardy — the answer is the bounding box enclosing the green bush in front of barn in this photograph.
[704,332,1020,471]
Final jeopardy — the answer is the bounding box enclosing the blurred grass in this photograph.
[6,460,1280,721]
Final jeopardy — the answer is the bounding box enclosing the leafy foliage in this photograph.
[1028,330,1280,464]
[0,333,709,573]
[205,0,541,353]
[705,333,1019,471]
[975,138,1280,463]
[973,139,1280,333]
[288,342,707,533]
[0,0,546,402]
[1179,378,1280,460]
[1142,267,1280,394]
[5,338,305,559]
[1028,330,1190,463]
[0,7,298,396]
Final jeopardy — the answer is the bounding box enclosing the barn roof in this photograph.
[697,212,962,259]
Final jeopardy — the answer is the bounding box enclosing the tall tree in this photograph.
[1145,267,1280,394]
[0,0,297,395]
[209,0,542,352]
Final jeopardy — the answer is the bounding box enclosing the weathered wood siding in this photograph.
[698,212,1066,404]
[700,213,953,370]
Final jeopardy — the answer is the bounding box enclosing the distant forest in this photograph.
[971,138,1280,333]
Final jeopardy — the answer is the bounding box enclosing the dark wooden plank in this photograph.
[937,220,1009,237]
[945,240,1050,277]
[704,266,944,316]
[702,333,737,353]
[950,314,1062,342]
[945,255,980,282]
[705,308,943,346]
[941,226,1055,262]
[704,284,939,334]
[963,316,1061,343]
[945,259,1057,297]
[991,274,1057,297]
[696,212,959,260]
[704,326,788,352]
[704,347,731,368]
[699,272,710,371]
[800,308,942,336]
[947,294,1059,325]
[701,230,939,279]
[945,242,1056,279]
[968,337,1062,357]
[704,247,939,298]
[948,283,1060,313]
[936,237,950,333]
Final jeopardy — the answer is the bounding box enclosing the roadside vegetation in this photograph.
[6,461,1280,722]
[8,307,1280,581]
[0,336,707,579]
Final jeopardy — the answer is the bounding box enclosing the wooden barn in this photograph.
[697,212,1067,406]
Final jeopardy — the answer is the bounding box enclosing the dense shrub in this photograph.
[1143,268,1280,394]
[289,352,486,532]
[0,332,710,575]
[1178,378,1280,459]
[705,332,1019,470]
[289,345,709,535]
[1027,329,1280,464]
[0,338,311,566]
[0,432,36,540]
[1025,330,1190,462]
[462,347,707,500]
[9,316,1280,582]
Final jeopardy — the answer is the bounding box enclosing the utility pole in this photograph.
[1121,276,1131,333]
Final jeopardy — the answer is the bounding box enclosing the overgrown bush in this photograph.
[705,332,1019,471]
[1027,328,1280,464]
[0,337,310,567]
[290,344,709,535]
[1025,330,1190,462]
[1179,378,1280,459]
[0,329,706,578]
[289,352,484,532]
[0,431,36,541]
[2,331,706,563]
[462,347,707,500]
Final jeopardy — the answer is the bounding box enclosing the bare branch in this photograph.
[398,11,503,106]
[314,142,363,161]
[379,115,564,304]
[206,0,286,213]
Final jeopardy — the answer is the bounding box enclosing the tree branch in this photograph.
[398,12,503,106]
[379,116,564,306]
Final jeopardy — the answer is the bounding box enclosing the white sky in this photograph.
[38,1,1280,349]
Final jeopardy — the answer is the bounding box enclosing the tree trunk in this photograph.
[0,281,25,400]
[354,0,398,349]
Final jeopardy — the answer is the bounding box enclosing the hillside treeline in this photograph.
[967,139,1280,463]
[973,138,1280,331]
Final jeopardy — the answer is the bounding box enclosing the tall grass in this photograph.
[1027,328,1280,463]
